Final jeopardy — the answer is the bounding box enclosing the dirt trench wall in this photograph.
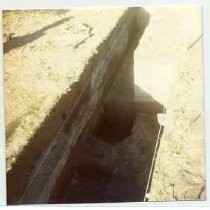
[5,8,150,204]
[49,9,150,203]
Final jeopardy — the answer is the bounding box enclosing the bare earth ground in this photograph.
[3,6,205,202]
[52,5,205,202]
[136,6,205,201]
[3,9,126,172]
[61,113,160,203]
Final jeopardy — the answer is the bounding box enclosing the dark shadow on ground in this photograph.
[3,16,74,54]
[6,7,163,204]
[61,87,164,203]
[74,23,94,49]
[134,85,164,114]
[56,8,165,202]
[46,7,162,204]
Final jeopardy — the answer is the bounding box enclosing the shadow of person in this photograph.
[4,16,74,54]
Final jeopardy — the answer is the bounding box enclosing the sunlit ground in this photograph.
[134,6,205,201]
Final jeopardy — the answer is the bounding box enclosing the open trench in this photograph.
[49,43,164,204]
[11,8,165,204]
[60,103,163,203]
[6,7,205,204]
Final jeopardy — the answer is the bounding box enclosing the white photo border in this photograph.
[0,0,209,208]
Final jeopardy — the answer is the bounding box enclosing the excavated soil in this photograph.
[61,111,162,203]
[3,6,205,204]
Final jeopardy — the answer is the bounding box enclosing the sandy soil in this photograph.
[62,109,161,203]
[59,43,162,203]
[135,6,205,201]
[3,6,205,203]
[3,9,126,172]
[58,6,205,202]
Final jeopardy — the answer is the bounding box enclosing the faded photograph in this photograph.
[3,6,205,204]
